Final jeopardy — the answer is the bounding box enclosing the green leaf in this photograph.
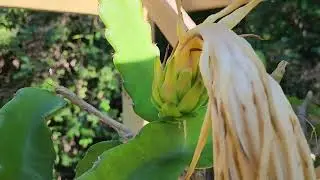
[76,140,121,178]
[0,87,66,180]
[183,109,213,168]
[99,0,160,121]
[77,108,212,180]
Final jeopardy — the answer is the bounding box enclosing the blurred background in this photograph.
[0,0,319,179]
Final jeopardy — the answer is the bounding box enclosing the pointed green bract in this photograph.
[160,59,178,104]
[99,0,160,121]
[176,69,193,99]
[77,108,212,180]
[0,88,66,180]
[177,76,205,113]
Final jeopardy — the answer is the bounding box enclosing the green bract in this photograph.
[152,36,208,118]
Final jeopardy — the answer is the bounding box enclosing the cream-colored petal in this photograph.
[195,23,315,180]
[203,0,249,24]
[218,0,262,29]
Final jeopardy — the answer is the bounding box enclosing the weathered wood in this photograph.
[0,0,99,15]
[143,0,228,45]
[143,0,196,46]
[0,0,229,15]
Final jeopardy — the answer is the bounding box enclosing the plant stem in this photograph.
[55,86,133,141]
[297,90,313,136]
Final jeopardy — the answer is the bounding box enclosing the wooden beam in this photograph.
[183,0,229,12]
[0,0,229,15]
[0,0,99,15]
[143,0,196,46]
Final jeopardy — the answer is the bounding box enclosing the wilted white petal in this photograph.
[195,23,316,180]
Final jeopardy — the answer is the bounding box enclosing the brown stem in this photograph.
[55,86,133,141]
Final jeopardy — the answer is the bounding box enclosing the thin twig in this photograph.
[297,90,313,136]
[55,86,133,141]
[240,33,264,40]
[296,91,320,156]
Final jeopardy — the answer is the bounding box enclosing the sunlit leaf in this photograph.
[99,0,160,121]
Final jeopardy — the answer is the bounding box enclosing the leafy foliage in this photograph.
[77,111,211,180]
[79,1,213,179]
[0,0,319,179]
[75,140,121,178]
[0,88,66,180]
[0,9,121,179]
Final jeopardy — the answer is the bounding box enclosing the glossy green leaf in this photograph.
[99,0,160,121]
[0,88,66,180]
[77,108,212,180]
[75,140,121,178]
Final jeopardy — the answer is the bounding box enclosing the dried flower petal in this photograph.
[196,23,316,180]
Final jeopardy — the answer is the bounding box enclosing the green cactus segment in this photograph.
[99,0,160,121]
[0,88,66,180]
[76,109,213,180]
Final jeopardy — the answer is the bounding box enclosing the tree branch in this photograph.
[55,86,133,141]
